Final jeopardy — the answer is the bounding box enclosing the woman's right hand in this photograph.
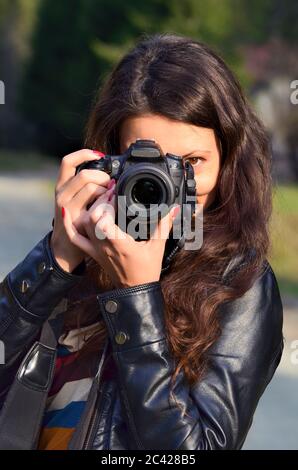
[50,149,112,273]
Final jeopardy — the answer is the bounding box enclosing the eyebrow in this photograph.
[182,149,212,157]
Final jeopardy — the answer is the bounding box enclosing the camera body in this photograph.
[76,139,197,270]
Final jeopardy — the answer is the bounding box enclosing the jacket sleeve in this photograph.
[97,264,284,450]
[0,231,86,408]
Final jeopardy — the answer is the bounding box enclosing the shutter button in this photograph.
[104,300,118,313]
[115,331,129,345]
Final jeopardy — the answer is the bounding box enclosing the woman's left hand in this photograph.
[62,181,180,288]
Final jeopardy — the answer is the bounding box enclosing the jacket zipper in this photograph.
[83,345,110,449]
[67,338,110,450]
[83,386,104,449]
[83,382,107,449]
[82,338,114,450]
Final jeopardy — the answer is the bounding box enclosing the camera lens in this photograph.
[131,178,163,207]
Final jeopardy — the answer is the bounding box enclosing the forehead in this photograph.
[119,114,218,155]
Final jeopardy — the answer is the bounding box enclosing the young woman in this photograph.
[0,33,284,450]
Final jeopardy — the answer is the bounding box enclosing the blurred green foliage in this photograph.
[270,185,298,296]
[0,0,294,154]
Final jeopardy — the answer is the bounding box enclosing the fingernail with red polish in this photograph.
[92,150,105,158]
[61,207,65,218]
[107,178,115,190]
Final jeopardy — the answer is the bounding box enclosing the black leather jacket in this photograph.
[0,231,284,450]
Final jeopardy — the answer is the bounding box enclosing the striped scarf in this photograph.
[38,322,110,450]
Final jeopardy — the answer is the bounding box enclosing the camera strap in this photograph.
[0,309,64,450]
[161,233,185,273]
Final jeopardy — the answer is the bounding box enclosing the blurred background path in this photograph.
[0,168,297,449]
[0,169,56,279]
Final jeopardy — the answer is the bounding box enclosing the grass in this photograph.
[270,185,298,297]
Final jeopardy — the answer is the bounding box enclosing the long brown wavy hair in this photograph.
[64,33,272,411]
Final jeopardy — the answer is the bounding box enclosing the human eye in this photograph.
[183,156,206,166]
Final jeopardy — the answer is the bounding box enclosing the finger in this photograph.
[94,209,115,241]
[86,179,115,213]
[63,206,97,259]
[58,169,111,205]
[94,194,130,243]
[67,182,107,213]
[56,149,105,190]
[92,193,117,240]
[149,205,180,246]
[82,188,114,241]
[87,185,115,222]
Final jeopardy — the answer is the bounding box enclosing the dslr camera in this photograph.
[76,139,196,271]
